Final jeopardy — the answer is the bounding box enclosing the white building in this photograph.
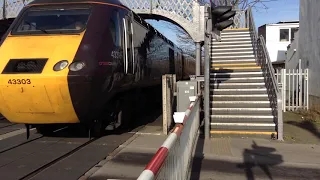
[258,21,299,64]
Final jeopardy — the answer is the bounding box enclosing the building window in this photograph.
[291,27,299,41]
[280,29,289,42]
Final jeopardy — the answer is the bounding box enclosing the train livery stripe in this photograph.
[66,3,123,123]
[27,0,130,11]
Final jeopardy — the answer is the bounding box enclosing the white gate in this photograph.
[275,68,309,112]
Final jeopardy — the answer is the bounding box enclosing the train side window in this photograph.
[109,19,116,44]
[110,10,121,47]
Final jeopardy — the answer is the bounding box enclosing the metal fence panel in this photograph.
[275,68,309,111]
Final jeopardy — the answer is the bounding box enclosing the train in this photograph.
[0,0,195,137]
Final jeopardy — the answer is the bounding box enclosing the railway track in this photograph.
[0,124,136,180]
[20,136,100,180]
[0,108,160,180]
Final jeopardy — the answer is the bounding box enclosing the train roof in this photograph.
[28,0,124,6]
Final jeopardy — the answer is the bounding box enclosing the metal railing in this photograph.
[232,10,245,29]
[243,7,283,141]
[275,68,309,111]
[137,95,201,180]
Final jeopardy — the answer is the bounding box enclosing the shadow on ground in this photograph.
[88,138,320,180]
[287,120,320,139]
[283,111,320,144]
[190,138,287,180]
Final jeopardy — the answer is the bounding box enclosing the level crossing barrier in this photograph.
[137,95,201,180]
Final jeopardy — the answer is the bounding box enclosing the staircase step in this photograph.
[211,115,274,122]
[210,130,277,138]
[211,54,255,58]
[210,94,269,101]
[212,62,257,66]
[212,43,253,49]
[211,66,261,71]
[221,34,251,38]
[211,72,263,78]
[210,77,264,83]
[212,51,254,56]
[210,123,276,131]
[211,107,272,115]
[211,41,252,45]
[211,68,262,73]
[211,65,260,69]
[212,101,271,108]
[211,88,267,95]
[220,32,250,36]
[222,28,249,33]
[211,59,256,64]
[213,48,254,53]
[210,82,266,89]
[220,37,252,42]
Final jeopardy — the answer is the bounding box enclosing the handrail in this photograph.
[245,7,283,141]
[259,36,280,93]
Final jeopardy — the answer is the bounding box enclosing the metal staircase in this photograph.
[208,8,283,139]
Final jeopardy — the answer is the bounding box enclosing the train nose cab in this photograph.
[0,4,91,124]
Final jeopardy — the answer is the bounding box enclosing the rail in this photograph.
[244,7,283,140]
[137,95,201,180]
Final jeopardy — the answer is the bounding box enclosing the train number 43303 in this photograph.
[8,79,31,84]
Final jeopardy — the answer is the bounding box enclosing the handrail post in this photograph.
[204,5,211,139]
[277,92,284,141]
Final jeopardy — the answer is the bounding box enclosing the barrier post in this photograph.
[162,74,176,135]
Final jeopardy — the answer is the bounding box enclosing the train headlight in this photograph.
[69,61,85,72]
[53,60,69,71]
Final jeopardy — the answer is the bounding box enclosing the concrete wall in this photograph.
[298,0,320,110]
[285,31,299,70]
[298,0,320,109]
[265,24,299,62]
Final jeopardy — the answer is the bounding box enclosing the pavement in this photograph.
[190,137,320,180]
[82,122,167,180]
[83,123,320,180]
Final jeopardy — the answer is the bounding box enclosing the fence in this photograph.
[137,95,201,180]
[275,68,309,112]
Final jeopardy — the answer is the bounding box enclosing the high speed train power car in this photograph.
[0,0,195,137]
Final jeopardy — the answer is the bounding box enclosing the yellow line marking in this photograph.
[212,63,257,66]
[210,131,277,135]
[211,66,261,70]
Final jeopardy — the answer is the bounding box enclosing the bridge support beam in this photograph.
[196,42,202,76]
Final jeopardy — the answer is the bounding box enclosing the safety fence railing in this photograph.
[137,95,201,180]
[275,68,309,112]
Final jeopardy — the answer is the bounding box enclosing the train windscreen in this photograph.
[11,6,92,35]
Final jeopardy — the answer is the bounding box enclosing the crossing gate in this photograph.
[275,68,309,112]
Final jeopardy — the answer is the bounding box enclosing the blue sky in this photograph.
[145,0,300,45]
